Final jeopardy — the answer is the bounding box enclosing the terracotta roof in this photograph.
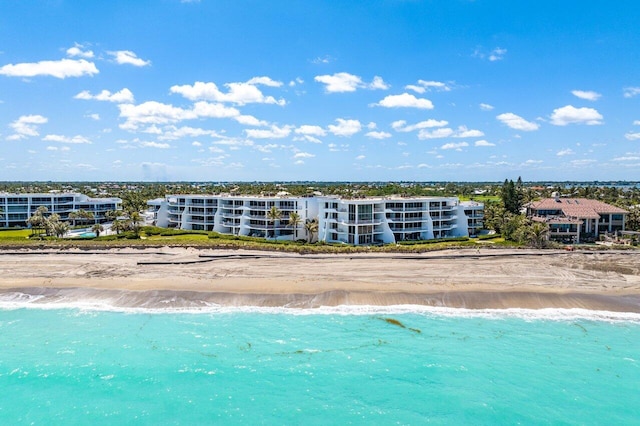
[529,198,628,219]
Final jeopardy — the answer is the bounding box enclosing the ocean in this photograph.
[1,303,639,424]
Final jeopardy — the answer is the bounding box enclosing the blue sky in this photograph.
[1,1,640,182]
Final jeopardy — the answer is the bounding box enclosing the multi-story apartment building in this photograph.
[0,193,122,228]
[150,194,484,245]
[526,193,628,243]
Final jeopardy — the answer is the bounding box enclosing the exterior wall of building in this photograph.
[152,194,484,245]
[0,193,122,228]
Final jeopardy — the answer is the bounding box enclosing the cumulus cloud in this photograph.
[75,88,134,103]
[624,132,640,140]
[295,125,326,136]
[355,155,365,160]
[571,90,601,101]
[440,142,469,150]
[550,105,603,126]
[392,119,448,132]
[140,141,171,149]
[365,131,391,139]
[157,125,225,141]
[556,148,575,156]
[623,87,640,98]
[454,126,484,138]
[7,115,48,140]
[293,152,315,159]
[374,93,434,109]
[42,134,91,144]
[328,119,362,137]
[66,43,94,59]
[118,101,240,130]
[0,58,98,79]
[314,72,388,93]
[405,80,451,94]
[479,103,494,111]
[245,125,292,139]
[474,140,495,147]
[418,128,454,139]
[234,115,269,127]
[170,79,285,106]
[496,112,540,131]
[108,50,150,67]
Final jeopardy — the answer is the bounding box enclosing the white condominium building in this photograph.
[151,194,483,245]
[0,193,122,228]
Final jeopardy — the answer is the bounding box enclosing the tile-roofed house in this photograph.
[527,193,628,243]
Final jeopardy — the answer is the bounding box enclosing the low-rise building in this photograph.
[0,193,122,228]
[527,194,628,243]
[151,194,484,245]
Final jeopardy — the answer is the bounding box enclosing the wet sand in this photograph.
[1,247,639,311]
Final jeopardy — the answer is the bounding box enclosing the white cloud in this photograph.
[612,155,640,161]
[479,103,494,111]
[158,125,225,140]
[365,131,391,139]
[355,155,365,160]
[369,76,390,90]
[314,72,388,93]
[441,142,469,150]
[311,55,333,64]
[328,119,362,137]
[295,125,326,136]
[454,126,484,138]
[623,87,640,98]
[475,140,495,147]
[571,90,601,101]
[170,80,285,105]
[246,76,283,87]
[66,43,94,59]
[75,88,134,103]
[7,114,48,140]
[0,58,98,79]
[624,132,640,140]
[192,141,202,147]
[405,80,450,93]
[489,47,507,61]
[234,115,269,126]
[245,125,292,139]
[418,128,454,139]
[392,119,448,132]
[496,112,540,131]
[633,120,640,126]
[314,72,362,93]
[556,148,575,156]
[374,93,434,109]
[42,134,91,144]
[108,50,150,67]
[86,113,100,121]
[140,141,171,149]
[550,105,603,126]
[293,152,315,159]
[118,101,241,130]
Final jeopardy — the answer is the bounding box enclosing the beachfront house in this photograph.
[526,193,628,243]
[150,194,484,245]
[0,193,122,228]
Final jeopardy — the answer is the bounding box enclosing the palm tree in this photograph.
[527,222,549,248]
[91,223,104,237]
[111,219,125,235]
[304,218,319,243]
[288,211,301,239]
[127,211,144,237]
[266,206,281,239]
[105,209,122,222]
[27,205,49,237]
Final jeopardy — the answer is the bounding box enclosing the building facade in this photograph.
[526,194,628,243]
[0,193,122,228]
[151,194,483,245]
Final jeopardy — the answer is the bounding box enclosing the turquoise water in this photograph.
[1,307,639,424]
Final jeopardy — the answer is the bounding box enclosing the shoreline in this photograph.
[1,247,639,312]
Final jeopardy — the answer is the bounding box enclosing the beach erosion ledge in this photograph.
[1,248,639,312]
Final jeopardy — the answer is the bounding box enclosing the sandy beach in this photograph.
[1,247,639,312]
